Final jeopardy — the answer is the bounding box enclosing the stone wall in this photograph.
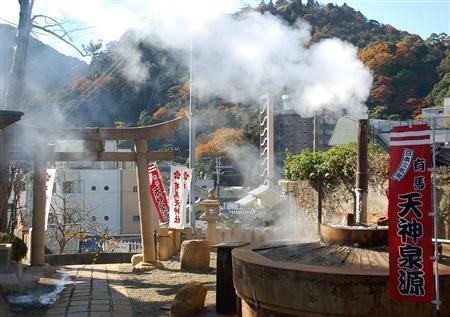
[45,252,136,266]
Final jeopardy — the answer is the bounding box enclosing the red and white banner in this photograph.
[388,124,434,302]
[148,163,170,224]
[168,165,192,229]
[45,169,56,230]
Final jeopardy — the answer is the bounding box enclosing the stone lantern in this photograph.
[200,189,220,244]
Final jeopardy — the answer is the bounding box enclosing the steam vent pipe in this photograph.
[356,119,368,224]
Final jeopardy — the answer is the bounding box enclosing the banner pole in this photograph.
[431,117,440,317]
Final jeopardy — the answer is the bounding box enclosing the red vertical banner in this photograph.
[389,124,434,302]
[148,163,170,224]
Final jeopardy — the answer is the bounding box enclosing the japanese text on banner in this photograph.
[388,124,434,302]
[168,165,191,229]
[148,163,170,224]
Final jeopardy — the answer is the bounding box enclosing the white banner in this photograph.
[44,169,56,230]
[168,165,192,229]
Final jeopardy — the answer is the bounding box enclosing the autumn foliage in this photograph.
[358,34,447,118]
[196,128,246,158]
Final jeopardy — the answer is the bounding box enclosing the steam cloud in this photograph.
[122,1,373,116]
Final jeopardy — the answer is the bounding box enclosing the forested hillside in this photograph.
[0,24,87,109]
[3,1,448,158]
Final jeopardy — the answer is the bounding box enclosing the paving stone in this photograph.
[90,313,112,317]
[68,307,88,314]
[67,312,88,317]
[90,299,111,305]
[93,294,110,300]
[90,304,111,312]
[45,307,67,315]
[112,312,132,317]
[71,295,91,301]
[52,300,69,308]
[70,300,89,306]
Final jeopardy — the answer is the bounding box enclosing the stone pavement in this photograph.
[45,264,132,317]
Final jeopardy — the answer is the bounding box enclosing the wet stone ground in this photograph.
[8,253,219,317]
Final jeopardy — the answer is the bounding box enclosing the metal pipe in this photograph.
[432,117,440,317]
[356,119,368,224]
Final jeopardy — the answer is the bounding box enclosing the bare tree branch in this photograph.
[31,24,88,57]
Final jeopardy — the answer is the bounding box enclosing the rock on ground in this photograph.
[171,281,207,317]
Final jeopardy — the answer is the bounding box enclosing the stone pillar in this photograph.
[174,229,181,252]
[0,133,10,232]
[31,149,47,266]
[356,119,368,224]
[232,220,241,242]
[135,140,157,264]
[196,227,203,240]
[158,227,171,261]
[200,189,220,245]
[264,227,272,241]
[224,228,231,242]
[185,227,193,240]
[254,228,262,243]
[243,227,252,243]
[168,229,175,257]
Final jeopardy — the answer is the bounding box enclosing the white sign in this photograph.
[44,169,56,230]
[168,165,192,229]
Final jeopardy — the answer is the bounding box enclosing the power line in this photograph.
[65,37,143,115]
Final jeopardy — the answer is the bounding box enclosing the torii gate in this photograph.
[7,117,185,267]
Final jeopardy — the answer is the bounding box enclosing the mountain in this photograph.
[2,1,448,150]
[259,1,448,119]
[0,23,88,110]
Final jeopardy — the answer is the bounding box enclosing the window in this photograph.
[62,181,81,193]
[104,186,110,191]
[132,186,138,192]
[64,181,74,193]
[104,216,109,221]
[91,186,97,191]
[133,215,140,223]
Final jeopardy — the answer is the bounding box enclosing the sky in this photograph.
[0,0,448,61]
[331,0,449,39]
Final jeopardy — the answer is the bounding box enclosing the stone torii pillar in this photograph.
[134,139,157,266]
[10,116,184,267]
[30,145,47,266]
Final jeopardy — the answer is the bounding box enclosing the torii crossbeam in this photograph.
[5,116,185,267]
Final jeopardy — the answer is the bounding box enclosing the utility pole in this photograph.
[188,38,196,231]
[213,157,232,200]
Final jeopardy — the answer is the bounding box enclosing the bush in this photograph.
[0,232,28,261]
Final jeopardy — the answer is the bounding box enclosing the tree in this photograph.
[284,143,389,213]
[195,128,246,158]
[5,0,99,110]
[48,184,95,254]
[4,0,34,110]
[7,167,30,234]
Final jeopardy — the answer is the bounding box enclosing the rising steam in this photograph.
[121,1,373,116]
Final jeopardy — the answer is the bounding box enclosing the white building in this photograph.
[55,169,122,235]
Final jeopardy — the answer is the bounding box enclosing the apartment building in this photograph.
[260,94,338,180]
